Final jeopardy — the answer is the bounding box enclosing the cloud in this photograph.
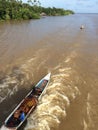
[23,0,98,13]
[96,1,98,4]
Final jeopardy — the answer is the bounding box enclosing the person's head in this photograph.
[20,111,23,114]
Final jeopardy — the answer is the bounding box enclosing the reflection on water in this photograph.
[0,14,98,130]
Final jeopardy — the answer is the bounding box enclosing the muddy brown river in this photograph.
[0,14,98,130]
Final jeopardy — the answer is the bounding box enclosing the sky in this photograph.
[23,0,98,13]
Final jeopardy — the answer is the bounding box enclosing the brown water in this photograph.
[0,14,98,130]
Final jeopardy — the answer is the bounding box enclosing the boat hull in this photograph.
[3,73,51,130]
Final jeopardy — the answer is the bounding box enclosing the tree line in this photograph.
[0,0,74,20]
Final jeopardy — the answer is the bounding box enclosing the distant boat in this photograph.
[2,73,51,130]
[80,25,85,29]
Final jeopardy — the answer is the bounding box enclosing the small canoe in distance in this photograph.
[80,25,85,29]
[2,73,51,130]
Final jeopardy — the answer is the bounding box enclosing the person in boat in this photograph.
[31,86,42,96]
[19,111,25,121]
[19,105,29,114]
[6,110,20,127]
[31,80,47,96]
[26,97,38,108]
[41,80,48,88]
[13,110,20,119]
[80,25,84,29]
[38,79,48,92]
[36,80,48,92]
[9,110,25,127]
[10,110,21,126]
[19,96,37,111]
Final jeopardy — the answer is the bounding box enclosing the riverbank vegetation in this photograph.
[0,0,74,21]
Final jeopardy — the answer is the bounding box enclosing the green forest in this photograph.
[0,0,74,20]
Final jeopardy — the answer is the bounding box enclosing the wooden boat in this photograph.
[2,73,51,130]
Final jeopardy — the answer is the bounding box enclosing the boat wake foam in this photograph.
[0,57,37,104]
[24,66,80,130]
[0,125,10,130]
[1,49,81,130]
[0,68,29,104]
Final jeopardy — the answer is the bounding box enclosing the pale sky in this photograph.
[23,0,98,13]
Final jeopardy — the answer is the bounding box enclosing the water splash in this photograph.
[0,48,81,130]
[85,93,94,130]
[0,61,34,103]
[0,125,9,130]
[25,58,80,130]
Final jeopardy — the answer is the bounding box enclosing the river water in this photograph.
[0,14,98,130]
